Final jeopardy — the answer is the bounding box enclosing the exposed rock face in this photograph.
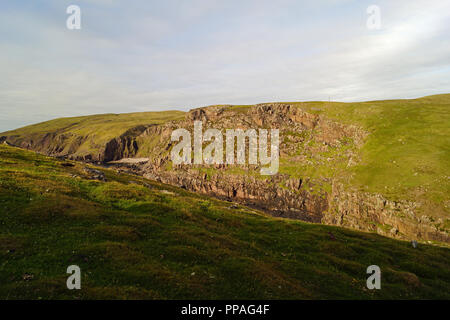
[104,130,141,162]
[325,183,449,242]
[3,103,448,243]
[143,168,327,223]
[135,104,448,243]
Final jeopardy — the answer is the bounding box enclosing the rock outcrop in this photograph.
[143,168,327,223]
[325,183,449,242]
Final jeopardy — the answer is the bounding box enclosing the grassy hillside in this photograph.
[2,95,448,210]
[0,145,449,299]
[1,94,449,236]
[290,95,448,191]
[288,94,450,220]
[1,111,185,159]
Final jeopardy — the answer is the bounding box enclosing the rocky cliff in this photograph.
[109,104,449,243]
[3,103,449,243]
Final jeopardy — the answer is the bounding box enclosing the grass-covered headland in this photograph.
[0,145,449,299]
[2,94,449,227]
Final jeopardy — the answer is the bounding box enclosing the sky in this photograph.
[0,0,449,132]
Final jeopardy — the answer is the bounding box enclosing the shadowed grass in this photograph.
[0,145,449,299]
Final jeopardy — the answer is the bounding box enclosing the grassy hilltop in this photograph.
[0,145,449,299]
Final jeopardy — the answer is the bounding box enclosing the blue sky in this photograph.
[1,0,449,131]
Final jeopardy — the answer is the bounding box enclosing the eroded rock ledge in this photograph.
[134,165,449,243]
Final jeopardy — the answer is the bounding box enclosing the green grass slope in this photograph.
[288,94,450,218]
[0,145,449,299]
[1,111,185,158]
